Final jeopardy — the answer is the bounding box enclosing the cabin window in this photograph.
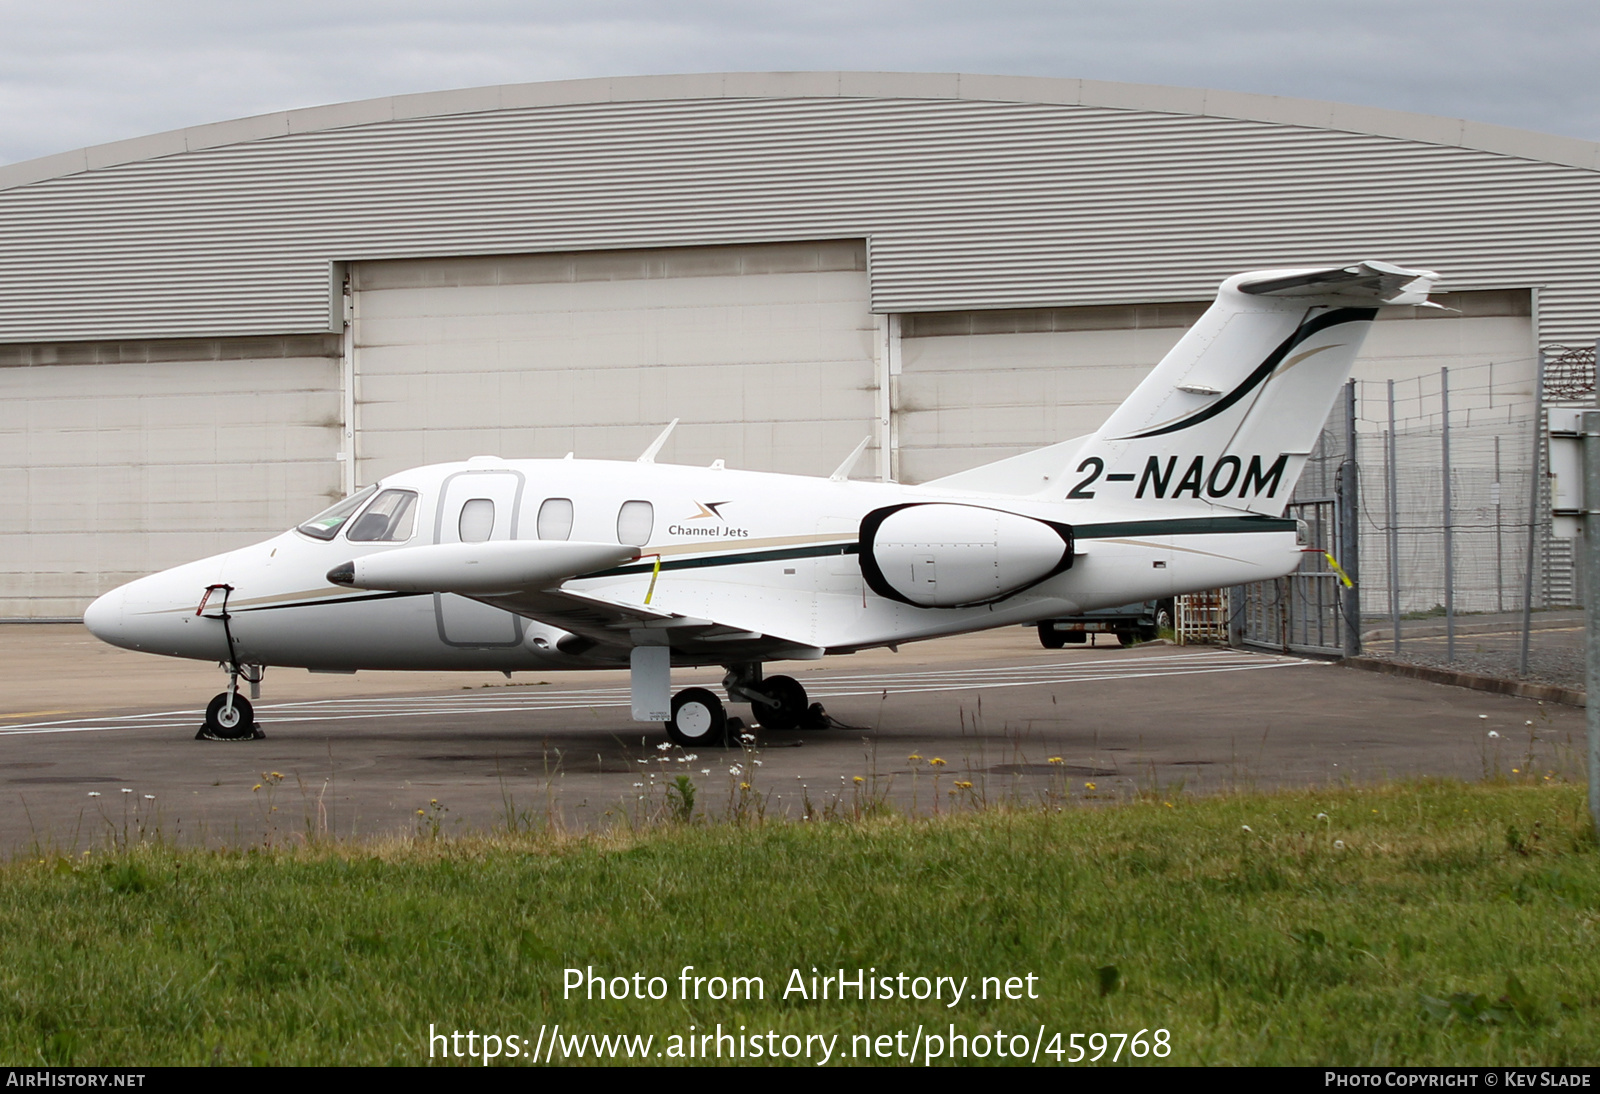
[345,489,419,542]
[296,485,377,541]
[458,498,496,543]
[537,498,575,541]
[616,500,653,546]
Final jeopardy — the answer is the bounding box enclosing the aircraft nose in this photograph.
[82,584,128,646]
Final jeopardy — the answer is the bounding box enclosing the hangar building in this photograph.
[2,72,1596,618]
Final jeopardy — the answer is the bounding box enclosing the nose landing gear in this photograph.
[197,663,265,741]
[194,584,266,741]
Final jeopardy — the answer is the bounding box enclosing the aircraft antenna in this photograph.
[830,436,872,482]
[636,419,680,463]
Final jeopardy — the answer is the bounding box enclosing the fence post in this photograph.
[1520,351,1545,676]
[1388,379,1401,653]
[1582,410,1600,837]
[1442,366,1455,662]
[1339,380,1361,657]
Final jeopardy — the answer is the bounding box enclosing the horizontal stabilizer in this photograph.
[1237,260,1439,306]
[327,540,640,595]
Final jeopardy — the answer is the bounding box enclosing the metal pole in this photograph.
[1520,351,1545,676]
[1340,380,1361,657]
[1388,380,1401,653]
[1582,410,1600,837]
[1495,435,1504,614]
[1442,366,1454,661]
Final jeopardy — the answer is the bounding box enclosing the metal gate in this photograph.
[1236,384,1359,657]
[1237,497,1349,656]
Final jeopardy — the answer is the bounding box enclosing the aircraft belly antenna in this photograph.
[636,419,680,464]
[830,436,872,482]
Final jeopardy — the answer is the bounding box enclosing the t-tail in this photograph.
[1055,260,1439,515]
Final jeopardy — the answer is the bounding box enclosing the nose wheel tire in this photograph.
[201,693,257,741]
[665,687,728,748]
[749,674,810,730]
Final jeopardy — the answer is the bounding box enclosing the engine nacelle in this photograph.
[858,504,1073,608]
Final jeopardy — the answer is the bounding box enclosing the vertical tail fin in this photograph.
[1056,260,1439,515]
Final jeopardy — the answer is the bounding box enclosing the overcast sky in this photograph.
[2,0,1597,167]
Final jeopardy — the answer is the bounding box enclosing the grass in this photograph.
[2,779,1597,1066]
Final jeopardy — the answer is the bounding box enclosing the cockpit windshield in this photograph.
[296,485,378,541]
[346,489,420,542]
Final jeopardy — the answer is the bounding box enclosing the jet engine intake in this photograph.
[858,504,1073,608]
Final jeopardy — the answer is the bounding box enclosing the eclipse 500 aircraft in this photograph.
[85,261,1439,745]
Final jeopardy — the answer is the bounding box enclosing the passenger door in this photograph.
[433,470,525,647]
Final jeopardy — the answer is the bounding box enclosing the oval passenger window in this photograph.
[537,498,574,541]
[616,500,653,546]
[458,498,496,543]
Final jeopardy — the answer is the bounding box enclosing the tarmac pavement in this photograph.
[0,623,1583,852]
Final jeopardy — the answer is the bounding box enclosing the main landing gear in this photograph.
[661,664,830,747]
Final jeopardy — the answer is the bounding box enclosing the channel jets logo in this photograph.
[1068,453,1290,500]
[668,500,750,539]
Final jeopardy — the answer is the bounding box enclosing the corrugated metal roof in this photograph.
[0,73,1596,345]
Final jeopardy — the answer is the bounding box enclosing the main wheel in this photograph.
[203,693,255,740]
[750,674,809,730]
[666,687,728,747]
[1037,623,1066,650]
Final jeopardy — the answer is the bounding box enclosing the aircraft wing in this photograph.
[474,583,824,661]
[328,538,822,660]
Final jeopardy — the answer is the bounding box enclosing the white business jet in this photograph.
[84,261,1438,745]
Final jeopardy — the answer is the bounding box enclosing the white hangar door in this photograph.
[349,240,877,484]
[0,343,341,618]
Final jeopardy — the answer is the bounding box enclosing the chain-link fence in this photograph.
[1232,346,1594,687]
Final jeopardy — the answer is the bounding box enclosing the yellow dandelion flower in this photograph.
[954,780,973,790]
[1085,782,1097,790]
[929,757,947,767]
[1047,756,1064,764]
[740,782,751,791]
[252,784,262,792]
[908,753,922,761]
[852,776,864,784]
[417,809,425,816]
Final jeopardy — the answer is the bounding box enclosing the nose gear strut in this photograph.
[194,583,265,741]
